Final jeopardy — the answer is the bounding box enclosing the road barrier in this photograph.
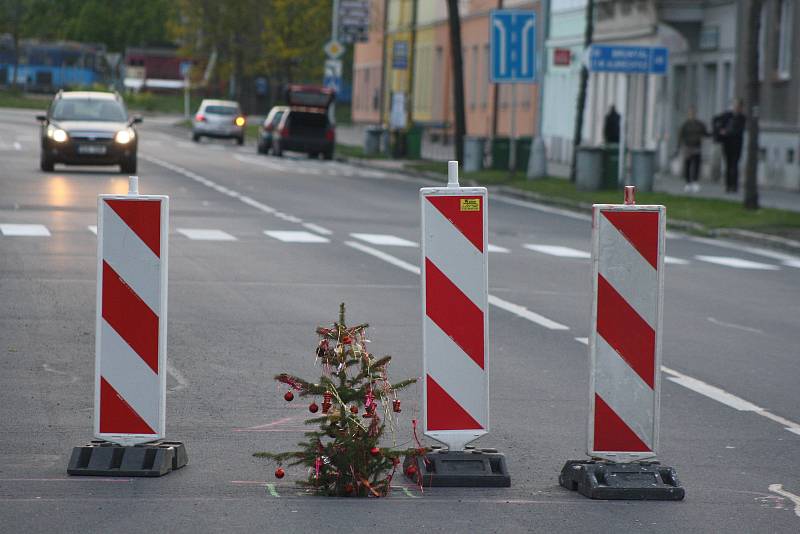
[560,186,683,499]
[68,176,187,477]
[404,161,510,487]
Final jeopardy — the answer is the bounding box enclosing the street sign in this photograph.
[324,40,345,59]
[588,44,669,75]
[339,0,369,43]
[392,41,409,70]
[179,61,192,78]
[323,59,341,93]
[490,10,536,83]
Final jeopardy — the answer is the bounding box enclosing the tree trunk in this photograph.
[743,0,761,210]
[446,0,466,164]
[570,0,594,182]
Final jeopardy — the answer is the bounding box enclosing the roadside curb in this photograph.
[338,154,800,254]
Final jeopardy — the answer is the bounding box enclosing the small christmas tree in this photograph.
[255,303,423,497]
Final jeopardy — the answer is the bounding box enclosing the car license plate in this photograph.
[78,144,106,155]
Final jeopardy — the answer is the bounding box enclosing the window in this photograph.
[777,0,793,79]
[787,148,794,164]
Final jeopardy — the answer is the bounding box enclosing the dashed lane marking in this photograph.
[0,224,51,237]
[88,225,97,235]
[302,223,333,235]
[488,244,510,253]
[689,235,800,266]
[344,241,569,331]
[695,255,780,270]
[523,244,590,259]
[177,228,237,241]
[264,230,330,243]
[350,233,418,247]
[707,316,764,334]
[665,256,690,265]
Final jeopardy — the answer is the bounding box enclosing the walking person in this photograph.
[713,99,747,193]
[675,106,709,192]
[603,105,620,145]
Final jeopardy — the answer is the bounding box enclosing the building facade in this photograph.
[352,0,542,139]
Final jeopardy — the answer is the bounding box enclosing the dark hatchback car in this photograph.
[37,91,142,173]
[271,85,335,160]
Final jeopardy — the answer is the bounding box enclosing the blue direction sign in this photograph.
[490,10,536,83]
[588,44,669,75]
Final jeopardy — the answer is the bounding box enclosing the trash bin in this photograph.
[630,149,656,192]
[364,126,384,156]
[406,125,423,159]
[576,146,604,190]
[515,137,532,172]
[600,145,620,189]
[463,136,486,172]
[491,137,510,170]
[391,130,406,158]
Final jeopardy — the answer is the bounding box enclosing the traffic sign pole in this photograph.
[619,74,627,186]
[510,83,517,174]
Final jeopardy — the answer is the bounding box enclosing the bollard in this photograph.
[68,177,187,477]
[559,189,683,500]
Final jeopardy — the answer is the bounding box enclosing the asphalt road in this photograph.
[1,108,799,533]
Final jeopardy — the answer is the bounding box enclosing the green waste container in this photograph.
[406,125,423,160]
[491,137,510,170]
[600,145,620,189]
[515,137,532,172]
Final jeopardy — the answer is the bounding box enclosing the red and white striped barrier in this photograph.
[421,161,489,451]
[94,176,169,446]
[588,187,665,461]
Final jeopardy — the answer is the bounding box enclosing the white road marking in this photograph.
[0,224,51,237]
[88,225,97,235]
[302,223,332,235]
[488,243,510,253]
[13,142,22,150]
[784,259,800,269]
[177,228,237,241]
[344,241,569,330]
[167,362,189,392]
[768,484,800,518]
[662,366,800,436]
[689,236,800,264]
[695,255,779,270]
[523,244,590,259]
[274,212,303,223]
[575,337,589,345]
[492,194,592,221]
[350,233,418,247]
[664,256,690,265]
[233,153,289,171]
[707,316,764,334]
[264,230,329,243]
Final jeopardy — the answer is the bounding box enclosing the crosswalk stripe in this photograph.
[664,256,689,265]
[177,228,237,241]
[523,244,590,258]
[350,233,418,247]
[695,255,779,270]
[488,243,510,253]
[88,225,98,235]
[0,224,51,237]
[264,230,330,243]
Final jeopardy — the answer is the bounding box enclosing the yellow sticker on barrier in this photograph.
[460,198,480,212]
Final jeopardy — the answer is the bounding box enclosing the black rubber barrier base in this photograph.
[404,447,511,487]
[67,440,188,477]
[559,460,685,500]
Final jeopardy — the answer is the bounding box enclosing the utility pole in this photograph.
[743,0,761,210]
[406,0,418,129]
[378,0,389,127]
[491,0,503,141]
[447,0,466,163]
[570,0,594,182]
[528,0,550,179]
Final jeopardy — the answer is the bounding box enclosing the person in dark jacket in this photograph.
[675,106,709,192]
[603,105,620,144]
[713,99,747,193]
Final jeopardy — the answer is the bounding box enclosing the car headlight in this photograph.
[115,128,135,144]
[47,125,68,143]
[235,116,245,127]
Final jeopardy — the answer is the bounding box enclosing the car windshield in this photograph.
[205,105,238,115]
[51,98,127,122]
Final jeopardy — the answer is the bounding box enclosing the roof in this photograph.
[58,91,118,100]
[200,99,240,107]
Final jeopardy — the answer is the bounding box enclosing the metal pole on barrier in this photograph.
[67,176,188,477]
[406,160,510,487]
[558,186,684,500]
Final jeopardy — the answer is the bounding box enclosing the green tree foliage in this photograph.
[254,303,423,497]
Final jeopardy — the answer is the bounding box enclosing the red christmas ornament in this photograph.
[322,402,331,414]
[370,446,380,456]
[274,467,285,479]
[350,405,358,414]
[392,399,401,413]
[405,464,418,477]
[309,402,319,413]
[342,336,352,344]
[284,391,294,402]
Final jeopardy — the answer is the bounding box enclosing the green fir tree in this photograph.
[255,303,423,497]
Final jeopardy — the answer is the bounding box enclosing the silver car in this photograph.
[192,99,245,145]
